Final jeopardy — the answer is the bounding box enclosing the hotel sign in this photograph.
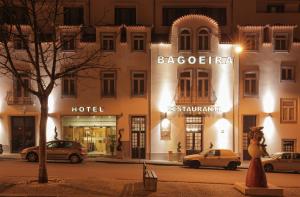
[157,56,233,65]
[71,106,104,113]
[169,105,221,113]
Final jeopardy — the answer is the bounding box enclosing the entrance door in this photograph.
[11,116,35,153]
[131,116,146,159]
[242,115,256,160]
[185,116,204,155]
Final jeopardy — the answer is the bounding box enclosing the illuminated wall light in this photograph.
[215,118,232,149]
[215,65,232,113]
[158,84,173,113]
[263,116,276,152]
[234,45,243,54]
[46,117,56,141]
[262,90,275,113]
[48,93,55,114]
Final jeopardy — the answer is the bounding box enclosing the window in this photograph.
[132,34,145,51]
[0,6,29,24]
[267,4,285,13]
[47,141,59,148]
[197,70,209,99]
[274,33,289,51]
[281,98,297,123]
[282,139,296,152]
[162,7,227,26]
[244,72,258,96]
[14,73,30,98]
[14,35,28,50]
[64,7,84,25]
[101,33,115,51]
[62,73,76,97]
[244,33,259,51]
[131,72,146,96]
[293,153,300,160]
[179,70,192,101]
[281,65,295,81]
[101,72,116,97]
[115,8,136,25]
[61,35,76,51]
[179,29,191,51]
[185,116,204,155]
[198,29,210,51]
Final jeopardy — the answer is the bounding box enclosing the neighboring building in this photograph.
[0,0,299,160]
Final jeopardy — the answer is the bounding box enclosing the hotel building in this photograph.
[0,0,299,161]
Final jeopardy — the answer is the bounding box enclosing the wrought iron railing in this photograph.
[6,91,33,105]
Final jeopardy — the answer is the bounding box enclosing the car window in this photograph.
[215,150,220,156]
[293,153,300,160]
[63,141,73,148]
[281,153,291,160]
[47,142,59,148]
[207,150,219,156]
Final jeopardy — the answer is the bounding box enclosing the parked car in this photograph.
[183,149,241,170]
[262,152,300,173]
[0,144,3,154]
[20,140,87,163]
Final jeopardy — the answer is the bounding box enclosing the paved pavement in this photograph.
[0,160,299,196]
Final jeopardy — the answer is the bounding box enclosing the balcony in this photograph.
[6,91,33,105]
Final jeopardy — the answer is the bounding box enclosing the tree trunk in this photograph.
[38,96,48,183]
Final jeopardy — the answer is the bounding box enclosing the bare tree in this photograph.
[0,0,110,183]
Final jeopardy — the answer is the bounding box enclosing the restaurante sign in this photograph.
[169,105,221,113]
[157,56,233,65]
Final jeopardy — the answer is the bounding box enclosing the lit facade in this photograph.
[0,0,299,160]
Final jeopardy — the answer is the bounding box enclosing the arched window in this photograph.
[179,29,191,51]
[198,28,210,51]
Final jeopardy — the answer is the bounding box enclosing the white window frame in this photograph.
[101,71,116,97]
[281,98,298,123]
[62,73,77,97]
[100,33,115,52]
[244,33,259,51]
[243,71,259,97]
[14,72,30,98]
[197,28,210,51]
[281,64,295,82]
[179,29,192,51]
[178,70,192,101]
[274,33,289,51]
[197,70,210,100]
[132,33,145,51]
[61,34,76,51]
[281,139,297,152]
[131,71,146,97]
[13,35,28,50]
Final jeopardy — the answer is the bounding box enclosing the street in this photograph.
[0,160,300,196]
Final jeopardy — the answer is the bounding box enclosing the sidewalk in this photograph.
[0,153,250,168]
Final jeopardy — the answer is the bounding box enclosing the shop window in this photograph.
[115,8,136,25]
[62,73,76,97]
[162,7,226,26]
[244,71,258,97]
[132,33,145,51]
[64,7,84,25]
[197,70,210,99]
[244,33,259,51]
[185,116,204,155]
[274,33,289,51]
[197,28,210,51]
[61,34,76,51]
[267,4,285,13]
[131,71,146,96]
[178,70,192,102]
[14,35,28,50]
[101,72,116,97]
[281,64,295,81]
[280,98,297,123]
[100,33,115,51]
[281,139,296,152]
[179,29,191,51]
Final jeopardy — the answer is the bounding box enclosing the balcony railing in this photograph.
[6,91,33,105]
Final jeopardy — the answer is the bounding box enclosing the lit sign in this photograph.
[157,56,233,65]
[169,105,221,113]
[71,106,104,113]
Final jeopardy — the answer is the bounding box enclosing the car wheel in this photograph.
[189,161,200,169]
[264,164,274,172]
[69,154,81,164]
[27,152,38,162]
[227,162,238,170]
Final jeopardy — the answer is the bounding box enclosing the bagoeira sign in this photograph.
[157,56,234,65]
[169,105,221,113]
[71,106,104,113]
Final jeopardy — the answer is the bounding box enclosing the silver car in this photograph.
[262,152,300,173]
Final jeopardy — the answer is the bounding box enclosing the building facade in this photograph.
[0,0,299,160]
